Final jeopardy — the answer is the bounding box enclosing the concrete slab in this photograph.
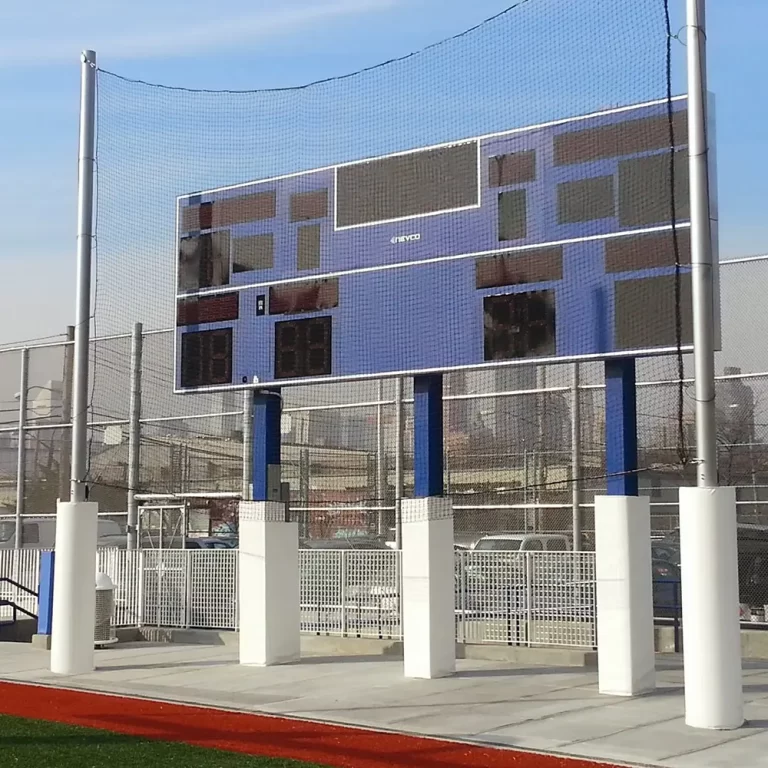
[2,642,768,768]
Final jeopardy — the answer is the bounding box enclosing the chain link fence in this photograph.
[0,256,766,549]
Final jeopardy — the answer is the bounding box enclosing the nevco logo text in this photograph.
[390,233,421,244]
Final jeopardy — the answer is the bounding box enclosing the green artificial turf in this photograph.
[0,714,328,768]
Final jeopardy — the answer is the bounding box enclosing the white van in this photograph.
[472,533,570,552]
[0,517,125,549]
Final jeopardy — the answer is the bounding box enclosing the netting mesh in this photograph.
[94,0,684,331]
[0,0,717,544]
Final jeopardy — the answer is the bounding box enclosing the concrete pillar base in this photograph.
[680,486,743,729]
[238,501,300,667]
[51,500,98,675]
[402,497,455,679]
[595,494,655,696]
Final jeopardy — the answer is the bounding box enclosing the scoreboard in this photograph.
[175,96,706,393]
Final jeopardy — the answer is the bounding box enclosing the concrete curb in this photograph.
[26,626,768,666]
[111,627,598,667]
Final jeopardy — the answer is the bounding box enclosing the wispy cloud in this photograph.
[0,0,400,66]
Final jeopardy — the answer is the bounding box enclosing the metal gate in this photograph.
[138,504,187,549]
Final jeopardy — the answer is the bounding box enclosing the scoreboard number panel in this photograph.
[174,95,717,392]
[180,328,233,389]
[483,291,556,362]
[275,316,332,380]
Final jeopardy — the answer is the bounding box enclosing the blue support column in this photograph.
[37,550,55,635]
[252,389,282,502]
[413,374,444,498]
[605,357,639,496]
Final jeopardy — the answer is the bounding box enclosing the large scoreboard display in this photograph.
[175,97,704,392]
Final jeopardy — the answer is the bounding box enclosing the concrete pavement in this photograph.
[3,642,768,766]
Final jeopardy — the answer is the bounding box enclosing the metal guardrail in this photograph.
[4,549,766,652]
[0,577,38,621]
[0,548,599,649]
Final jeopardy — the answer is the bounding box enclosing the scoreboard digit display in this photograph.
[175,95,717,393]
[275,316,333,380]
[180,328,233,389]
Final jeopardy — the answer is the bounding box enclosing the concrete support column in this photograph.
[238,501,300,667]
[402,496,455,679]
[51,501,98,675]
[402,374,455,679]
[597,356,654,696]
[595,495,656,696]
[679,486,743,729]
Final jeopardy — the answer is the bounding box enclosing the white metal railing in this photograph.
[299,549,402,639]
[98,548,143,628]
[0,548,597,648]
[455,551,596,648]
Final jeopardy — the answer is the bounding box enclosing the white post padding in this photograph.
[679,486,743,729]
[402,496,455,679]
[51,500,98,675]
[238,501,300,667]
[595,495,656,696]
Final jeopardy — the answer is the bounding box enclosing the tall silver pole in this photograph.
[14,348,29,549]
[376,379,386,536]
[49,49,99,678]
[687,0,717,488]
[571,363,582,551]
[242,390,253,500]
[679,0,743,730]
[394,377,404,550]
[58,326,75,503]
[70,50,97,503]
[127,322,143,549]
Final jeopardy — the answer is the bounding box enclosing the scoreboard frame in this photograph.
[174,94,717,394]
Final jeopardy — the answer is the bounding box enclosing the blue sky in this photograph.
[0,0,767,346]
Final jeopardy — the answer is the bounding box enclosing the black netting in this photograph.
[83,1,697,540]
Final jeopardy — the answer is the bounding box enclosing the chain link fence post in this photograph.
[242,390,253,501]
[572,363,583,551]
[14,348,29,549]
[127,322,143,550]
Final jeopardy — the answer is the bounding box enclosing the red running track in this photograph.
[0,681,628,768]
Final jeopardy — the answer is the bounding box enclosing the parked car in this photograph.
[301,537,390,550]
[471,533,570,552]
[651,540,680,566]
[185,537,236,549]
[0,516,124,550]
[664,524,768,612]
